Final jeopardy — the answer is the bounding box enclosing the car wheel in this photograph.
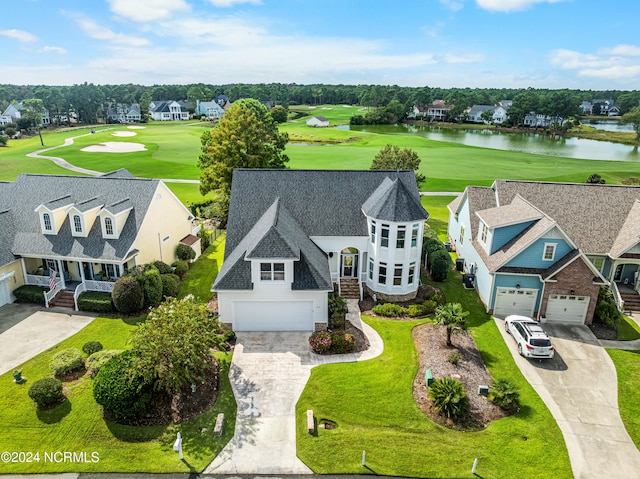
[517,343,523,356]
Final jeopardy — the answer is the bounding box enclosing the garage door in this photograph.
[233,301,314,331]
[546,295,590,323]
[493,288,538,319]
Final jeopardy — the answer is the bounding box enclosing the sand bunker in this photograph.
[111,131,137,137]
[81,142,147,153]
[127,125,146,129]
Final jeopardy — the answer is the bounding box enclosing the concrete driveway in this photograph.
[0,303,95,376]
[496,318,640,479]
[206,300,383,474]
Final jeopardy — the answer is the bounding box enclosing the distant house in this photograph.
[177,100,193,112]
[107,103,141,123]
[148,101,190,121]
[580,101,593,115]
[215,95,229,108]
[466,105,495,123]
[195,100,226,120]
[427,100,454,121]
[523,112,554,128]
[408,105,428,120]
[306,116,329,128]
[498,100,513,109]
[592,99,620,116]
[1,102,50,126]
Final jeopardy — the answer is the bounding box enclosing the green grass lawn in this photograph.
[607,348,640,449]
[178,233,226,302]
[296,271,571,479]
[0,314,236,474]
[616,315,640,341]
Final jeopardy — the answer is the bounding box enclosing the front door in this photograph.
[341,254,357,278]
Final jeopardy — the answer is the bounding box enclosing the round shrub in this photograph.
[49,348,84,376]
[407,303,429,318]
[129,266,163,308]
[172,260,189,278]
[488,379,520,412]
[112,277,144,314]
[86,350,122,376]
[309,331,332,353]
[428,377,468,419]
[330,331,355,353]
[372,302,408,317]
[82,341,103,356]
[28,377,64,409]
[176,243,196,261]
[93,350,152,420]
[152,260,173,274]
[160,273,180,298]
[429,248,451,282]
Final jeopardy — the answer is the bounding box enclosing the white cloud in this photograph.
[107,0,190,22]
[443,53,484,63]
[207,0,262,7]
[548,46,640,81]
[476,0,567,12]
[71,13,151,46]
[439,0,465,12]
[0,28,38,43]
[41,46,67,55]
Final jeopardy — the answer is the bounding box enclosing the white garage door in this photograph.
[493,288,538,319]
[546,294,590,323]
[233,301,314,331]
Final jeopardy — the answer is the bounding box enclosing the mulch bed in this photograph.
[588,322,617,340]
[318,320,369,355]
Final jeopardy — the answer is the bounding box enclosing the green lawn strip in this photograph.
[297,272,571,478]
[0,315,235,474]
[617,315,640,341]
[422,195,456,239]
[165,182,215,206]
[606,349,640,449]
[179,233,226,301]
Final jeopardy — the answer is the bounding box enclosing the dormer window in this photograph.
[543,243,556,261]
[104,217,114,236]
[43,213,52,232]
[260,262,284,281]
[73,214,83,234]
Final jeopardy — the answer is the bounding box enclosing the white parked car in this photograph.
[505,315,555,359]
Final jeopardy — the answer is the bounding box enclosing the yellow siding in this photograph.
[0,259,25,295]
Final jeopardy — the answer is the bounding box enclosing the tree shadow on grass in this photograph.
[106,419,167,442]
[37,397,71,424]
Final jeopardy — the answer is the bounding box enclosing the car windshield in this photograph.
[531,338,552,347]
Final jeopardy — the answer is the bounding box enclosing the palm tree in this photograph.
[434,302,469,346]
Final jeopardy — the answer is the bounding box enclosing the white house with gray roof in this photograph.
[213,169,429,332]
[0,169,197,310]
[148,101,189,121]
[447,180,640,324]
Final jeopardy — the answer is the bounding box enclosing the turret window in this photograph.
[411,224,419,247]
[396,226,406,248]
[381,224,390,247]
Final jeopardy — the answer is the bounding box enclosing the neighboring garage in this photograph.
[232,301,314,331]
[0,272,13,308]
[545,294,590,323]
[493,288,538,318]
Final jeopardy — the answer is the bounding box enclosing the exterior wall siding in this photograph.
[0,260,25,297]
[491,221,535,254]
[505,237,572,269]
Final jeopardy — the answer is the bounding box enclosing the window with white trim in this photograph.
[378,262,387,285]
[409,262,416,284]
[411,223,419,247]
[43,213,52,231]
[260,262,285,281]
[370,221,376,244]
[73,214,82,234]
[480,222,488,244]
[396,226,406,248]
[459,225,465,245]
[104,217,114,236]
[393,264,403,286]
[588,256,605,272]
[368,258,374,280]
[45,259,58,272]
[381,224,390,247]
[103,264,120,279]
[543,243,556,261]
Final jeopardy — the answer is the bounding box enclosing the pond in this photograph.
[341,124,640,162]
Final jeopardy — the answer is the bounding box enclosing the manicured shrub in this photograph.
[330,331,355,353]
[176,243,196,261]
[428,377,469,419]
[328,292,347,317]
[93,350,152,420]
[82,341,103,356]
[309,331,332,353]
[86,350,122,376]
[152,260,173,274]
[49,348,84,376]
[129,265,163,308]
[28,378,64,409]
[111,277,144,314]
[447,351,462,365]
[488,379,520,412]
[595,286,623,328]
[429,248,451,282]
[77,291,114,313]
[407,300,437,317]
[13,285,46,305]
[422,299,438,314]
[172,260,189,278]
[372,302,408,317]
[160,273,180,298]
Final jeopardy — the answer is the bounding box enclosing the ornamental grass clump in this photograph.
[309,331,332,353]
[428,377,469,419]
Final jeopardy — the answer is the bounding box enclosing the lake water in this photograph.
[339,123,639,162]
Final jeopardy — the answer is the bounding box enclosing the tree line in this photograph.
[1,82,639,126]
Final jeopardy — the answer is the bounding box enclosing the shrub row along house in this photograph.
[0,169,199,310]
[447,180,640,324]
[212,169,428,332]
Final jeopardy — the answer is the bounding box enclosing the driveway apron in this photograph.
[206,300,383,474]
[496,319,640,479]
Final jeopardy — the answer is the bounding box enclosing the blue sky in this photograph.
[2,0,639,89]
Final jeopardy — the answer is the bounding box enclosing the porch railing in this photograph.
[26,274,52,287]
[73,282,87,311]
[44,281,63,308]
[612,282,625,312]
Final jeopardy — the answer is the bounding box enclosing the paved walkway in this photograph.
[0,303,95,376]
[496,318,640,479]
[26,131,109,176]
[205,300,384,474]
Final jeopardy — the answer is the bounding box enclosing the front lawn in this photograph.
[178,232,225,302]
[296,272,571,478]
[607,348,640,449]
[0,315,235,474]
[616,315,640,341]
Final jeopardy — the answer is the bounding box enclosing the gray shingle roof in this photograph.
[0,210,17,267]
[476,195,544,228]
[72,197,103,213]
[362,177,429,222]
[0,171,160,262]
